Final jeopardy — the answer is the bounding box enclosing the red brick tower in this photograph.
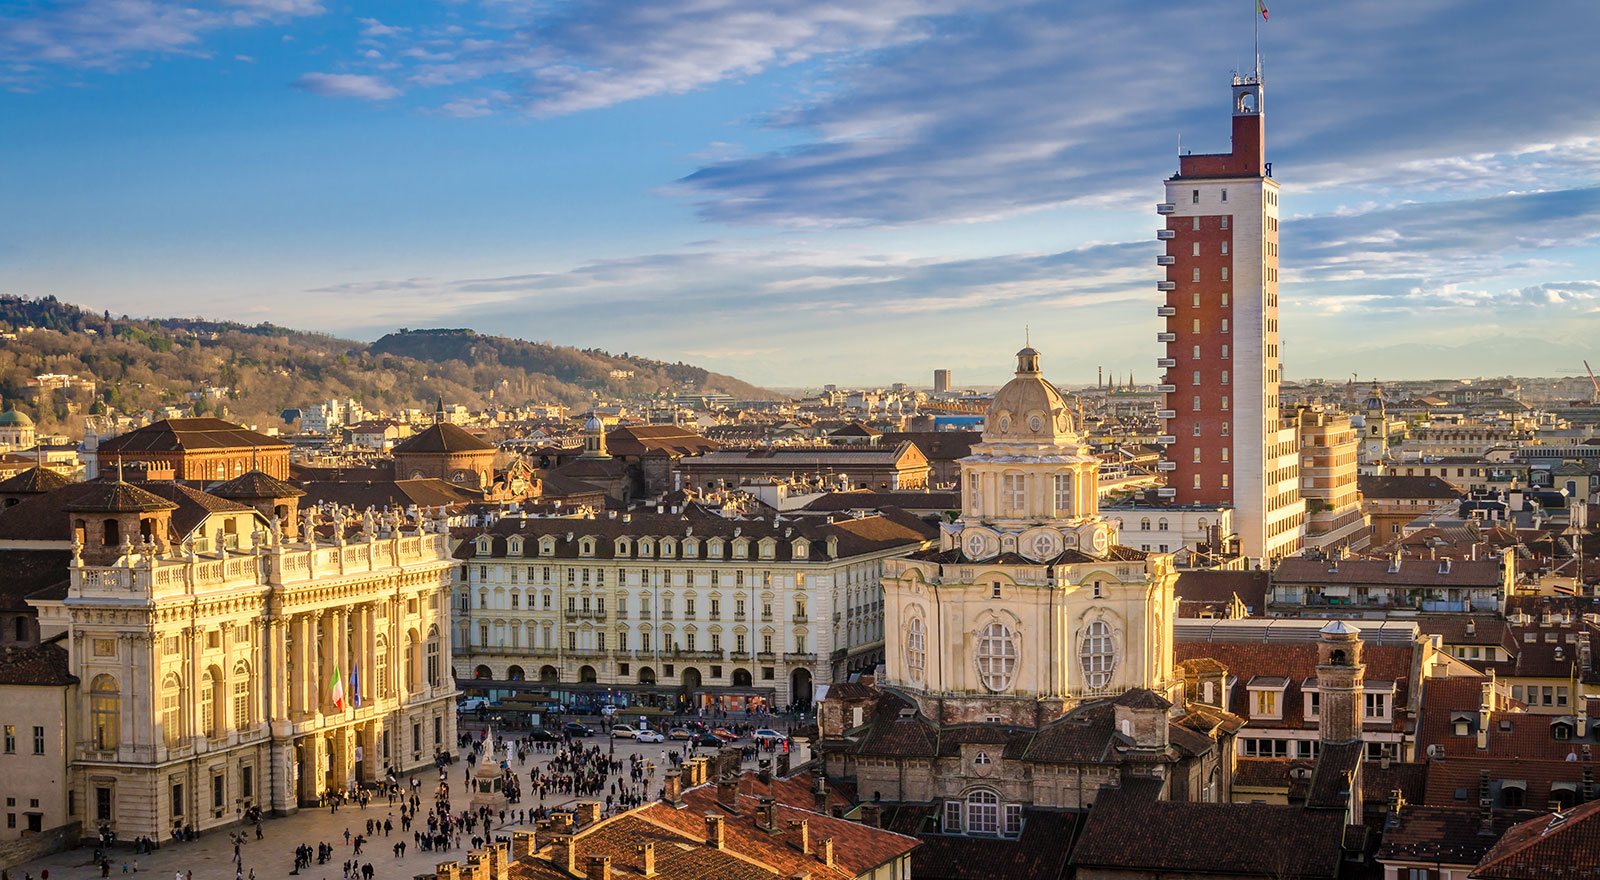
[1156,70,1304,563]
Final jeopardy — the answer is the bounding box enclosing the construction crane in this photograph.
[1586,360,1600,404]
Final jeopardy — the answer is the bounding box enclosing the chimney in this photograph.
[758,796,780,834]
[705,814,725,849]
[576,801,601,828]
[820,838,835,869]
[560,838,578,877]
[812,775,829,813]
[1466,618,1476,636]
[664,774,682,805]
[860,803,882,828]
[757,760,773,786]
[511,831,537,859]
[790,818,810,855]
[435,863,461,880]
[717,776,740,812]
[1477,770,1495,837]
[491,843,511,880]
[1477,678,1492,751]
[586,856,611,880]
[639,843,656,878]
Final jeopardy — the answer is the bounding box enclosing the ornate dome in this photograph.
[1362,382,1386,414]
[983,347,1077,445]
[0,407,34,427]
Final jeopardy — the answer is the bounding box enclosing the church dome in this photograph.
[584,412,605,432]
[983,346,1076,444]
[0,408,34,427]
[1362,383,1386,413]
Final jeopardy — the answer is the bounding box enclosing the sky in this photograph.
[4,0,1600,389]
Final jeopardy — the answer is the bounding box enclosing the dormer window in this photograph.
[1302,681,1320,720]
[974,752,991,766]
[682,538,698,559]
[660,538,676,559]
[1246,676,1288,720]
[1364,691,1392,722]
[507,536,523,555]
[792,538,809,559]
[579,537,596,557]
[476,536,492,555]
[539,537,556,557]
[733,538,749,560]
[758,538,776,560]
[707,538,724,559]
[639,538,654,558]
[616,538,631,557]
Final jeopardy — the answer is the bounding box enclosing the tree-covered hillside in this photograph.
[0,296,771,434]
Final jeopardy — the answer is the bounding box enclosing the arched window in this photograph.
[1079,621,1116,690]
[90,674,120,749]
[103,518,120,546]
[975,623,1017,692]
[1139,518,1151,531]
[405,629,420,693]
[232,662,252,730]
[200,667,220,737]
[906,618,926,684]
[375,635,389,699]
[426,625,441,687]
[965,789,1000,835]
[1157,518,1168,531]
[161,674,183,747]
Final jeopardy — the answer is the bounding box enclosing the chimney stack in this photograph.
[820,838,835,869]
[664,775,682,805]
[1477,678,1492,751]
[717,776,739,811]
[576,801,601,828]
[511,831,537,859]
[860,803,882,828]
[705,814,725,849]
[757,760,773,786]
[790,818,811,855]
[639,843,656,878]
[586,856,612,880]
[758,796,779,834]
[812,775,829,813]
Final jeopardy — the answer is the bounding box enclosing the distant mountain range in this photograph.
[0,296,772,432]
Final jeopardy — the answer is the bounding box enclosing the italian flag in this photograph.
[331,665,345,711]
[1258,0,1268,20]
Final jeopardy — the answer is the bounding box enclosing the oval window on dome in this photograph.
[1028,413,1044,433]
[975,622,1018,692]
[997,414,1011,432]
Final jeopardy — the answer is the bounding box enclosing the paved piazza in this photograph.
[9,719,802,880]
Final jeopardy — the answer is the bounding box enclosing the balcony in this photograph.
[1156,229,1176,240]
[784,653,818,662]
[1156,332,1176,343]
[1156,306,1176,317]
[1156,384,1177,393]
[1156,357,1176,368]
[792,614,809,623]
[1156,255,1175,266]
[1156,488,1177,498]
[1157,409,1176,420]
[1157,461,1177,472]
[1156,435,1176,445]
[1156,202,1176,214]
[1157,281,1176,291]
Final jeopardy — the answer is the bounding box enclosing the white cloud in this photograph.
[293,72,401,100]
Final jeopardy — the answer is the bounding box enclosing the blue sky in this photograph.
[4,0,1600,388]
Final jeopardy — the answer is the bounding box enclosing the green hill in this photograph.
[0,296,773,434]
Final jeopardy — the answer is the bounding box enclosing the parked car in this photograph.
[635,730,666,743]
[527,727,559,743]
[711,728,739,742]
[752,728,787,743]
[691,732,724,747]
[609,724,640,739]
[667,728,693,740]
[562,721,595,737]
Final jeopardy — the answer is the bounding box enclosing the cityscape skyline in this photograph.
[4,1,1600,387]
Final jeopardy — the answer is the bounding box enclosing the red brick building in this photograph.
[1157,69,1304,563]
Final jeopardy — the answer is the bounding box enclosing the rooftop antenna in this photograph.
[116,455,124,484]
[1254,0,1267,81]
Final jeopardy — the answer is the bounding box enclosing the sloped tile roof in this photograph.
[1471,800,1600,879]
[209,470,305,499]
[0,466,72,494]
[98,418,289,452]
[0,639,76,686]
[393,422,496,454]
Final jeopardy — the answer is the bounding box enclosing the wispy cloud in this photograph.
[0,0,321,85]
[293,72,400,100]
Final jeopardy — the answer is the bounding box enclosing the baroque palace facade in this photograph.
[451,507,934,711]
[22,472,457,838]
[819,347,1243,832]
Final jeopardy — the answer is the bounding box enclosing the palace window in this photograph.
[1003,474,1025,514]
[906,618,927,684]
[1079,621,1116,690]
[90,675,120,750]
[965,789,1000,834]
[232,663,251,730]
[975,623,1017,692]
[161,674,183,747]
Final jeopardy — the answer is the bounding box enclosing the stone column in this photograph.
[319,611,335,715]
[350,607,366,709]
[269,618,289,721]
[363,604,377,706]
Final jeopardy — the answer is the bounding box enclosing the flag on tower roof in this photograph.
[1258,0,1268,20]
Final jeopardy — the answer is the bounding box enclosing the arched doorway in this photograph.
[473,664,492,680]
[680,667,701,709]
[790,668,813,708]
[579,665,597,684]
[732,668,753,687]
[507,665,525,681]
[540,665,560,683]
[639,666,657,685]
